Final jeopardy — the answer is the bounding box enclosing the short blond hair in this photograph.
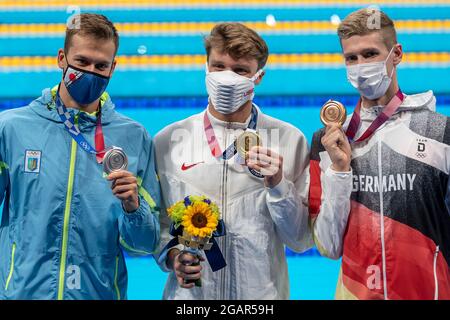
[204,23,269,70]
[337,8,397,50]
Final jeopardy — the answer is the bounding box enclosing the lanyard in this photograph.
[203,105,263,178]
[55,88,105,163]
[204,105,258,159]
[346,90,405,143]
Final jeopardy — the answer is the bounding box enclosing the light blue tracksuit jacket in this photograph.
[0,87,160,300]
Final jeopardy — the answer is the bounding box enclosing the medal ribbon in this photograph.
[204,105,258,159]
[55,86,105,163]
[203,105,263,178]
[346,89,405,143]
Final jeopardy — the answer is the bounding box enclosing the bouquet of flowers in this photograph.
[167,195,226,286]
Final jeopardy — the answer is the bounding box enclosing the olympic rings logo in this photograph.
[415,152,427,159]
[80,142,89,150]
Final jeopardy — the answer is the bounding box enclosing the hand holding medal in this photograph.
[104,147,139,213]
[247,146,284,188]
[55,85,138,212]
[235,130,282,188]
[320,100,352,172]
[233,126,283,188]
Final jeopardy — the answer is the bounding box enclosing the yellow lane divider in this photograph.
[2,0,450,8]
[1,52,449,70]
[1,20,450,36]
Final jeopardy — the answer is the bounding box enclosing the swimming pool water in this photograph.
[126,256,341,300]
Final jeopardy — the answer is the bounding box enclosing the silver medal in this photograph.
[103,147,128,174]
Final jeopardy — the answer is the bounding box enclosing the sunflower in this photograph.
[182,201,219,238]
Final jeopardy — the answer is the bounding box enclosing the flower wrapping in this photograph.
[165,195,227,286]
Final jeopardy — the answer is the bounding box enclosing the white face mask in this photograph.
[205,66,263,114]
[346,47,396,100]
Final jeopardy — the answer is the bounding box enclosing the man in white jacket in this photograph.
[154,23,313,299]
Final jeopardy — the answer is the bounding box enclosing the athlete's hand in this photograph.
[107,170,139,212]
[247,146,283,188]
[168,248,205,289]
[321,124,352,172]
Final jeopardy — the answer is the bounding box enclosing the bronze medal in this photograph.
[320,100,347,126]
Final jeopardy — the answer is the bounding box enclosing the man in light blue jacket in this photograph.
[0,13,160,300]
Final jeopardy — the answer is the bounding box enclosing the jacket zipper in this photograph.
[378,136,388,300]
[219,124,231,300]
[4,242,16,291]
[433,245,440,300]
[57,116,78,300]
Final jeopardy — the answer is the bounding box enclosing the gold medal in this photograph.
[236,130,261,159]
[320,100,347,126]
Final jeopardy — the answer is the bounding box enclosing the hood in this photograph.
[368,90,436,114]
[399,90,436,112]
[344,90,437,128]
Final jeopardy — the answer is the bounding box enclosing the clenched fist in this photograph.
[107,170,139,213]
[247,146,283,188]
[168,248,205,289]
[321,124,352,172]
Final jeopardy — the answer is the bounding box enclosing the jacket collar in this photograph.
[29,85,116,126]
[361,90,436,116]
[205,103,259,130]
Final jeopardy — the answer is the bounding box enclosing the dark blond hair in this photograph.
[337,8,397,49]
[204,23,269,70]
[64,13,119,55]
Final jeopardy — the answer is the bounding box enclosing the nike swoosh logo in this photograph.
[181,162,204,171]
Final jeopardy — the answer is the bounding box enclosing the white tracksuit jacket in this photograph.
[154,105,313,300]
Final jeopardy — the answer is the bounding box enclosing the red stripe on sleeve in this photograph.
[309,159,322,218]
